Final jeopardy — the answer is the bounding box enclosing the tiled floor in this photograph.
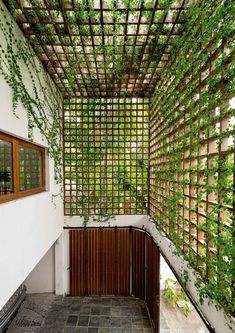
[6,293,209,333]
[6,294,153,333]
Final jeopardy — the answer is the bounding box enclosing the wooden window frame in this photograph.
[0,132,46,203]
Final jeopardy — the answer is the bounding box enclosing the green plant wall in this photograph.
[64,97,149,218]
[149,0,234,315]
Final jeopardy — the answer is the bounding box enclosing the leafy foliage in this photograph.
[64,98,149,218]
[164,278,191,317]
[0,4,63,182]
[0,0,234,319]
[150,0,235,315]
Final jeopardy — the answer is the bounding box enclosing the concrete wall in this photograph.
[24,245,55,294]
[0,3,63,309]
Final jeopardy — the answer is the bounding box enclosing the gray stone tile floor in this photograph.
[6,293,209,333]
[6,294,153,333]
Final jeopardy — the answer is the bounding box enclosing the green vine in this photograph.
[150,0,235,316]
[1,0,234,322]
[0,4,63,182]
[64,97,149,220]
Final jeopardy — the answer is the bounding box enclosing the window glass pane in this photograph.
[19,145,42,191]
[0,139,13,195]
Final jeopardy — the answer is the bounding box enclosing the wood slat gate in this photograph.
[69,227,160,332]
[70,228,130,296]
[132,229,146,300]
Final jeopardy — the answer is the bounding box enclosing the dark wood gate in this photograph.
[70,228,130,296]
[69,227,160,332]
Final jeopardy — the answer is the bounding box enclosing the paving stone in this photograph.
[14,316,32,327]
[131,316,143,326]
[99,316,111,327]
[80,306,91,315]
[143,318,151,328]
[98,329,110,333]
[91,307,100,315]
[76,328,88,333]
[110,316,122,327]
[39,328,64,333]
[30,319,44,327]
[131,307,142,316]
[43,315,67,327]
[98,298,111,306]
[88,315,100,327]
[78,315,89,326]
[66,315,79,326]
[100,307,111,316]
[71,303,82,311]
[88,328,99,333]
[7,328,40,333]
[110,308,124,317]
[6,295,153,333]
[120,317,132,328]
[63,327,79,333]
[62,298,75,306]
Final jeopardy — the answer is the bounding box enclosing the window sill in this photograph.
[0,187,46,204]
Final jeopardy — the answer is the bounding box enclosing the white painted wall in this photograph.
[0,3,63,310]
[160,255,175,290]
[24,245,55,294]
[64,215,148,229]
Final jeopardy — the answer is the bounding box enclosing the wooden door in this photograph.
[69,227,160,333]
[70,228,130,296]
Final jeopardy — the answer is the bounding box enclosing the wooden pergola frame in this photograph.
[3,0,188,98]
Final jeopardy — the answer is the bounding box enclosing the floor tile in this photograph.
[6,295,153,333]
[77,316,89,326]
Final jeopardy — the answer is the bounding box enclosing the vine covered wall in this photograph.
[0,2,63,181]
[149,0,234,314]
[64,97,149,217]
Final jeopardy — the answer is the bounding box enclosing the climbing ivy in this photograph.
[64,97,149,220]
[0,4,63,182]
[150,0,235,317]
[1,0,234,320]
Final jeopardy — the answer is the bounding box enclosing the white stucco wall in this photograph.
[0,3,63,310]
[160,255,175,290]
[24,245,55,294]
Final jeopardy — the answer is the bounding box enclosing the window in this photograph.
[0,132,45,203]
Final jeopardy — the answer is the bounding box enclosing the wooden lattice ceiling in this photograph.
[3,0,189,98]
